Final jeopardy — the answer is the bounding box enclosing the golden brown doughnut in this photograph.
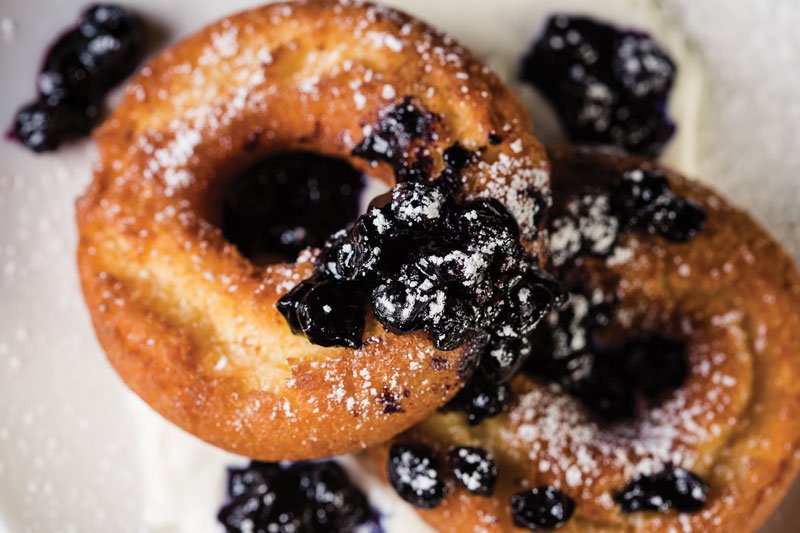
[365,145,800,531]
[76,0,550,460]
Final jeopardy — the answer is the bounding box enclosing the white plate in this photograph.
[1,1,799,532]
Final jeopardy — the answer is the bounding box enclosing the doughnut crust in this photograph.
[76,0,549,460]
[365,146,800,531]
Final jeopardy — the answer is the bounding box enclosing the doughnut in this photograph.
[365,145,800,531]
[75,0,553,461]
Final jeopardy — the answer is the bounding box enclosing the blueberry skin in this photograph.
[615,466,709,513]
[510,486,576,530]
[11,100,97,152]
[448,446,498,497]
[445,373,513,425]
[388,444,448,508]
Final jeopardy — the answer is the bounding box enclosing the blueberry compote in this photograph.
[520,15,676,156]
[278,99,559,379]
[9,4,144,152]
[615,466,709,513]
[510,486,575,530]
[217,460,378,533]
[222,151,365,265]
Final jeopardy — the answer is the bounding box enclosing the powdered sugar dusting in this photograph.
[471,153,550,240]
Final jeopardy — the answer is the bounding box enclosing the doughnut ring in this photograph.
[76,0,550,460]
[366,145,800,531]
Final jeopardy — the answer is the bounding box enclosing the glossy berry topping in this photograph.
[352,97,437,181]
[276,275,366,348]
[445,373,513,425]
[222,151,364,264]
[448,446,498,497]
[388,444,448,508]
[217,460,377,533]
[615,466,709,513]
[11,100,97,153]
[278,105,558,400]
[10,4,144,152]
[510,486,575,530]
[613,168,706,242]
[520,15,676,156]
[550,167,706,268]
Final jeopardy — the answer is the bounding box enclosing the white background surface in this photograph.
[0,0,799,532]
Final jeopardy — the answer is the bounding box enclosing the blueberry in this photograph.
[503,272,559,335]
[648,196,706,242]
[388,444,448,508]
[11,100,97,152]
[459,199,520,250]
[479,333,531,385]
[277,276,366,348]
[612,168,670,225]
[437,143,475,192]
[520,15,677,156]
[615,466,709,513]
[390,181,446,232]
[37,30,97,107]
[446,373,513,425]
[510,486,575,530]
[611,33,676,101]
[352,97,437,180]
[217,493,270,532]
[549,193,619,267]
[321,218,383,281]
[428,294,474,351]
[297,462,374,530]
[218,461,376,533]
[80,4,141,38]
[372,268,437,333]
[78,5,144,84]
[448,446,498,497]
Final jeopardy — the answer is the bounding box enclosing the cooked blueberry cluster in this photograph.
[550,167,706,267]
[510,486,576,530]
[615,466,709,513]
[217,460,377,533]
[352,96,438,182]
[223,151,364,264]
[279,179,558,358]
[612,168,706,242]
[520,15,676,156]
[388,443,498,507]
[10,4,144,152]
[278,107,558,376]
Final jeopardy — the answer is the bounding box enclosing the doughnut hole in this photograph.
[218,151,365,266]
